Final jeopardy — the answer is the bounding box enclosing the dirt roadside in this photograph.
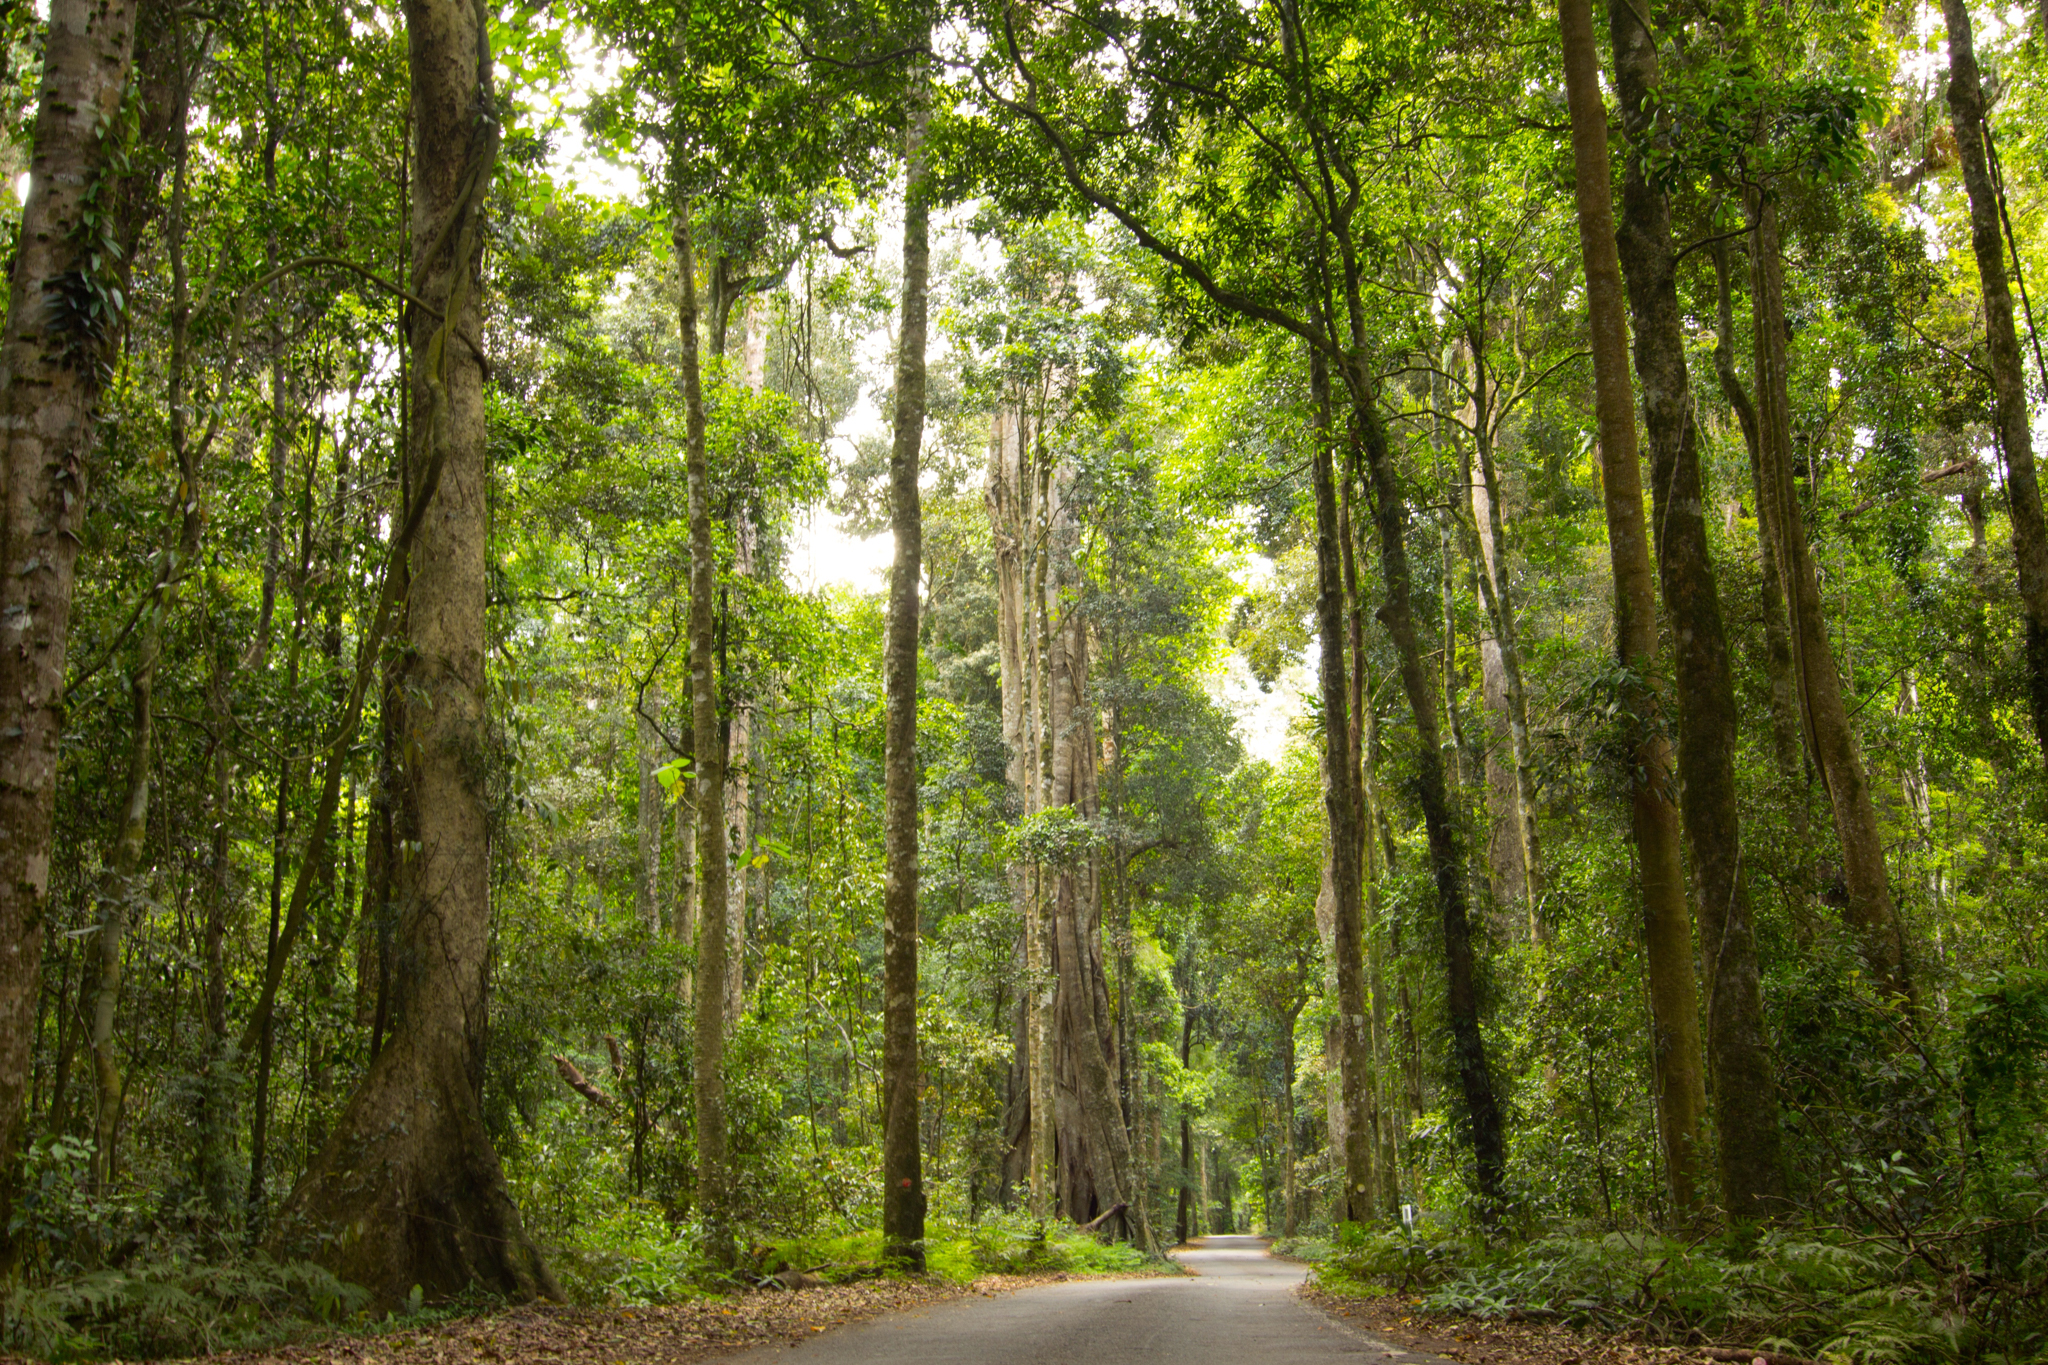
[128,1270,1157,1365]
[1301,1283,1793,1365]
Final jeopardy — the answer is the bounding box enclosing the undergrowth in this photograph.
[542,1203,1154,1307]
[1310,1222,2048,1365]
[0,1251,368,1362]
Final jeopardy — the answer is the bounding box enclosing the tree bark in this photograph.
[637,683,664,934]
[1709,242,1808,827]
[1560,0,1710,1220]
[881,89,930,1269]
[1748,195,1913,1007]
[1462,337,1542,931]
[1310,351,1375,1226]
[0,0,143,1251]
[1608,0,1786,1222]
[1944,0,2048,763]
[1350,397,1507,1215]
[1045,574,1148,1248]
[678,204,735,1269]
[990,403,1054,1216]
[271,0,555,1308]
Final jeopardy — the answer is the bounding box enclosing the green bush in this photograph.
[0,1251,367,1361]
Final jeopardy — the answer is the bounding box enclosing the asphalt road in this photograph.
[724,1235,1445,1365]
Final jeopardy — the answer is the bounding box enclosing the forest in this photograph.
[1,0,2046,1359]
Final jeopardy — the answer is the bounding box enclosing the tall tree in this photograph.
[1558,0,1709,1219]
[272,0,556,1306]
[1309,352,1374,1225]
[1942,0,2048,763]
[1607,0,1785,1221]
[880,79,931,1270]
[0,0,145,1251]
[679,201,736,1268]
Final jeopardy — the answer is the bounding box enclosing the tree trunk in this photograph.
[1608,0,1786,1223]
[1560,0,1709,1220]
[1310,351,1375,1225]
[271,0,554,1307]
[1709,242,1808,828]
[637,683,664,934]
[1748,196,1913,1007]
[990,403,1054,1217]
[1045,578,1147,1248]
[1175,1005,1194,1244]
[0,0,143,1252]
[1944,0,2048,763]
[1349,394,1507,1215]
[881,89,930,1270]
[1463,337,1542,932]
[677,203,735,1269]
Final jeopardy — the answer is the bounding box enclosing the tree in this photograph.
[1558,0,1709,1218]
[0,0,145,1253]
[880,70,931,1269]
[272,0,557,1306]
[1605,0,1784,1220]
[1943,0,2048,765]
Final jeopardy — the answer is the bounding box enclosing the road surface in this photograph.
[724,1235,1447,1365]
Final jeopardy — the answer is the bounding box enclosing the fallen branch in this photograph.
[552,1054,618,1110]
[1078,1201,1128,1234]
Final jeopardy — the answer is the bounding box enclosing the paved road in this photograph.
[726,1235,1443,1365]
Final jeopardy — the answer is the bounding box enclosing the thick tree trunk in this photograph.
[0,0,143,1251]
[1748,197,1913,1007]
[989,404,1053,1216]
[1944,0,2048,762]
[881,92,930,1269]
[1559,0,1709,1220]
[1045,584,1148,1248]
[1309,351,1375,1226]
[678,206,735,1268]
[272,0,554,1308]
[1608,0,1786,1223]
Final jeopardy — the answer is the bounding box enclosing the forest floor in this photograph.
[1302,1284,1767,1365]
[163,1268,1171,1365]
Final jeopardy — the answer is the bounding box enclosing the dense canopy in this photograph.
[1,0,2047,1360]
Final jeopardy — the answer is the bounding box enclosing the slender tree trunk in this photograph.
[1463,338,1542,930]
[678,205,735,1269]
[881,89,930,1270]
[1945,0,2048,763]
[0,0,143,1253]
[1609,1,1786,1222]
[1310,352,1375,1226]
[1349,393,1507,1215]
[1748,196,1914,1007]
[637,683,664,934]
[673,721,697,1001]
[1709,242,1808,826]
[1560,0,1709,1220]
[1175,1005,1194,1243]
[272,1,554,1307]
